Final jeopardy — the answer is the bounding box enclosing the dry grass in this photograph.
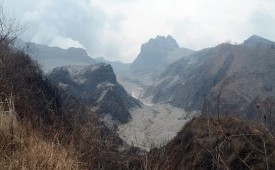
[147,116,275,170]
[0,108,79,170]
[0,101,143,170]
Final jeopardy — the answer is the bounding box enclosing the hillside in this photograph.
[146,37,275,124]
[0,111,79,169]
[0,37,143,169]
[0,41,64,129]
[243,35,275,49]
[48,64,141,124]
[148,117,275,170]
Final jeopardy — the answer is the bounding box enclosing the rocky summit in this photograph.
[130,35,193,81]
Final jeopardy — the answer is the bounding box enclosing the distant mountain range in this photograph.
[15,39,130,74]
[15,40,139,124]
[15,40,97,72]
[15,34,275,127]
[145,35,275,120]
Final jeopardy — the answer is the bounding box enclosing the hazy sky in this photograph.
[5,0,275,62]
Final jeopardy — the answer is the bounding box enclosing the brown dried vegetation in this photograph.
[147,117,275,170]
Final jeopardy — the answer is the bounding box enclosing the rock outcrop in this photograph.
[48,63,141,124]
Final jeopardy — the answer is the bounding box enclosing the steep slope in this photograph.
[148,117,275,170]
[243,35,275,49]
[0,111,79,169]
[48,63,141,124]
[146,39,275,120]
[0,41,63,128]
[1,38,144,169]
[129,35,194,85]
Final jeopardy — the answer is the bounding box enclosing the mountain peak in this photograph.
[149,35,179,47]
[141,35,180,53]
[167,35,173,39]
[131,35,181,76]
[243,35,275,49]
[154,35,174,40]
[250,34,263,39]
[246,35,271,42]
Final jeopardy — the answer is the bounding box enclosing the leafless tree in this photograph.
[0,3,21,46]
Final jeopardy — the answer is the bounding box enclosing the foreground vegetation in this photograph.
[0,36,143,169]
[1,104,274,169]
[148,117,275,169]
[0,111,78,169]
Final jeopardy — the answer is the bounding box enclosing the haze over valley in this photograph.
[1,1,275,169]
[16,34,275,151]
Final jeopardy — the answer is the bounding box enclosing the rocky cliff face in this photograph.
[48,63,141,124]
[146,37,275,119]
[129,35,193,85]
